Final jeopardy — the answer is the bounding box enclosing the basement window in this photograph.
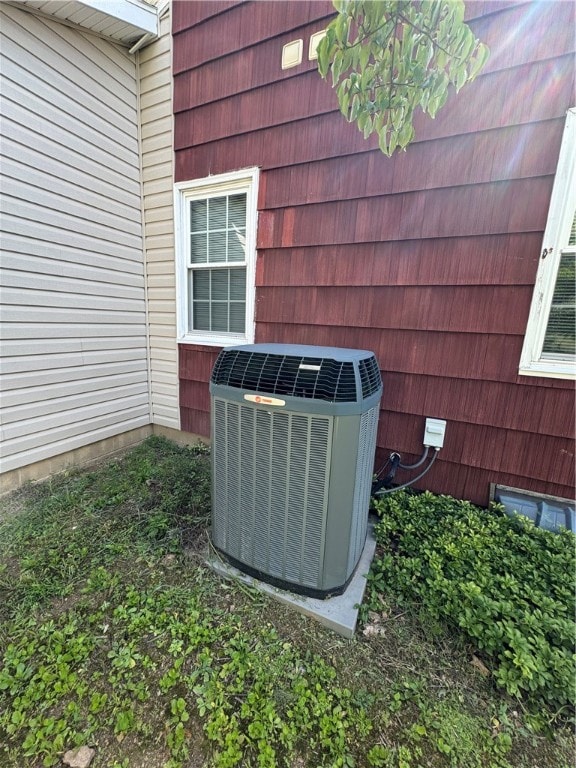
[175,168,259,346]
[492,484,575,534]
[520,108,575,378]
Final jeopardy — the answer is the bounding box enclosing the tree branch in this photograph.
[388,11,399,117]
[396,10,464,60]
[342,15,396,51]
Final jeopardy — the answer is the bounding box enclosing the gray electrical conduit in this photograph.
[375,449,439,495]
[399,445,430,470]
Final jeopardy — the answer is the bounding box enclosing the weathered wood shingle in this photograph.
[174,0,575,504]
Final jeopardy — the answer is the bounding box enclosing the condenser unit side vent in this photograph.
[347,405,380,574]
[212,399,332,589]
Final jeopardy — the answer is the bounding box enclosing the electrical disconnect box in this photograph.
[423,418,446,449]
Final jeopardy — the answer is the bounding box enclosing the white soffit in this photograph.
[10,0,158,46]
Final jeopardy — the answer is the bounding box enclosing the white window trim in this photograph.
[174,167,259,347]
[519,108,576,379]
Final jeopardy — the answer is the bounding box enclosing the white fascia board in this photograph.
[77,0,158,36]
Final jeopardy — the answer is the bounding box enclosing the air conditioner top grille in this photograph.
[358,357,381,399]
[211,344,382,402]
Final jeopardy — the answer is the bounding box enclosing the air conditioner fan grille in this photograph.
[211,350,366,402]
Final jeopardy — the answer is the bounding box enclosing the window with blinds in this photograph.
[520,108,576,379]
[175,168,258,346]
[189,193,247,334]
[542,214,575,359]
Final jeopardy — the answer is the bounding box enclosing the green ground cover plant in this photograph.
[367,491,576,717]
[0,437,573,768]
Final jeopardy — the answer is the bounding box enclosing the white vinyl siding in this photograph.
[140,5,180,429]
[175,169,259,347]
[520,108,576,379]
[0,4,149,473]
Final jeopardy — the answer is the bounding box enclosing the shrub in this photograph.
[369,491,575,712]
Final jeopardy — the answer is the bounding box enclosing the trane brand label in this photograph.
[244,394,286,406]
[299,364,321,371]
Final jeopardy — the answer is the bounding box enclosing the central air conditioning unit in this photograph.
[209,343,383,598]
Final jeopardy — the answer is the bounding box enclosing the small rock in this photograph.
[362,623,385,637]
[62,746,96,768]
[470,654,491,677]
[161,553,176,566]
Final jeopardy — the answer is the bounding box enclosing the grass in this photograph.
[0,436,573,768]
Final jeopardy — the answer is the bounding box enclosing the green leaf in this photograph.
[398,120,414,149]
[359,41,371,70]
[339,83,351,117]
[455,65,468,91]
[316,37,330,77]
[332,50,344,86]
[388,129,399,154]
[469,42,490,80]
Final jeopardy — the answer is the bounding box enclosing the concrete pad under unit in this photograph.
[207,521,377,639]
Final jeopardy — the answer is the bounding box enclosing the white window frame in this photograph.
[174,168,259,347]
[519,108,576,379]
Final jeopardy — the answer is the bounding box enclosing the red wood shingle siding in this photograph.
[174,0,575,505]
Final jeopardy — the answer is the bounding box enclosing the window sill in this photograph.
[177,333,252,348]
[518,360,575,379]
